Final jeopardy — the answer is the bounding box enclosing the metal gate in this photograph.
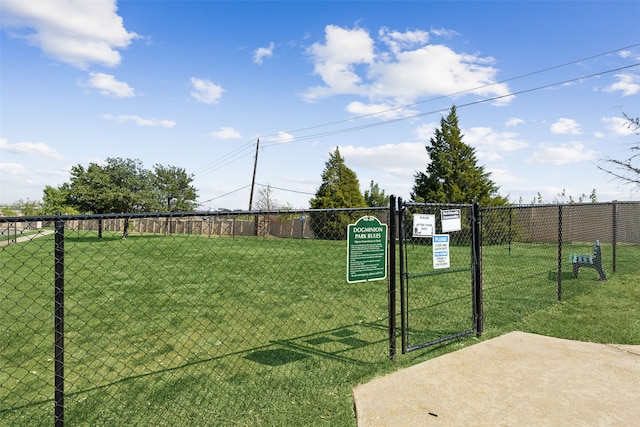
[397,199,482,353]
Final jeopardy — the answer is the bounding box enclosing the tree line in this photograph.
[4,158,198,217]
[4,106,638,227]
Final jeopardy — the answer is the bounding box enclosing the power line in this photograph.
[255,43,640,142]
[256,183,315,195]
[191,43,640,187]
[197,184,251,205]
[259,61,640,149]
[194,43,640,179]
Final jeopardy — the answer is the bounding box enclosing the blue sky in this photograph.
[1,1,639,210]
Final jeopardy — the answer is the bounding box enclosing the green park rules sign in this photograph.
[346,216,387,283]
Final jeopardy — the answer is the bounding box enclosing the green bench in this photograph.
[569,240,606,281]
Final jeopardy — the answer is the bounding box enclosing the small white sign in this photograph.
[441,209,461,232]
[433,234,450,269]
[413,214,436,237]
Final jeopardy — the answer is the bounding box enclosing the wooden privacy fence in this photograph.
[63,215,315,238]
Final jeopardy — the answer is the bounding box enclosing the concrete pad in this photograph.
[353,331,640,426]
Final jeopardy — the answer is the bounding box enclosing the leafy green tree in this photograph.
[309,148,366,239]
[1,206,16,216]
[64,158,159,214]
[63,158,159,237]
[9,199,42,216]
[41,185,79,215]
[411,106,507,206]
[153,164,198,212]
[364,180,390,207]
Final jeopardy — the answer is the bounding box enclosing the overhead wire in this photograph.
[256,42,640,142]
[193,43,640,204]
[259,62,640,149]
[194,43,639,182]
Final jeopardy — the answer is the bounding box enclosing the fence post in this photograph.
[397,197,407,354]
[612,202,618,273]
[54,217,65,427]
[557,205,563,302]
[388,196,397,361]
[471,202,483,336]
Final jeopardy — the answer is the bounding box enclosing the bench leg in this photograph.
[573,263,579,278]
[595,266,606,281]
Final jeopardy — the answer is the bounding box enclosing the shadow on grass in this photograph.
[547,271,577,281]
[0,320,389,416]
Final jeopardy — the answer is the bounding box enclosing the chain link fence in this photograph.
[480,202,640,332]
[2,202,639,425]
[1,208,391,426]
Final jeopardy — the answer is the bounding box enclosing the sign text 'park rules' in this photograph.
[346,216,388,283]
[433,234,450,269]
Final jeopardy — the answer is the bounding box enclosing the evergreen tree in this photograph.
[310,148,366,209]
[310,148,366,239]
[364,180,390,207]
[411,106,507,206]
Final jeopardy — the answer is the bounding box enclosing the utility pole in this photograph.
[248,138,259,210]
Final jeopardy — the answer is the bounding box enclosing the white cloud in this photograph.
[190,77,224,104]
[253,42,274,64]
[304,25,375,101]
[550,118,582,135]
[88,72,135,98]
[0,162,27,175]
[505,118,525,127]
[339,142,427,179]
[304,25,512,108]
[602,116,637,136]
[527,141,596,166]
[465,127,528,162]
[619,50,640,61]
[345,101,417,119]
[414,123,438,141]
[210,127,241,139]
[604,73,640,96]
[0,0,138,69]
[102,114,176,127]
[379,27,429,55]
[264,131,294,144]
[429,27,460,38]
[487,167,521,184]
[0,137,64,160]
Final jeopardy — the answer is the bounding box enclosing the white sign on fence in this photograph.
[441,209,461,232]
[433,234,450,269]
[412,214,436,237]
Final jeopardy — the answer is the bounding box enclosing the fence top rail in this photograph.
[481,201,639,211]
[402,202,474,208]
[0,206,390,224]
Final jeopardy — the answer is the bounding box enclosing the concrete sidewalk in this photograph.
[353,331,640,426]
[0,229,54,247]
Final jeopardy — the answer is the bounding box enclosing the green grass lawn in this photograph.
[1,231,638,426]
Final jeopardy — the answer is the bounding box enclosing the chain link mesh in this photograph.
[399,203,476,350]
[480,202,640,332]
[2,202,639,425]
[2,209,390,425]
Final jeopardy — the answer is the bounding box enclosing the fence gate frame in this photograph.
[395,198,483,354]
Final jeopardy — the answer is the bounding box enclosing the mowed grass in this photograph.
[1,232,639,426]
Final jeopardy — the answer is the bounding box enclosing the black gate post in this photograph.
[557,205,563,302]
[397,197,407,354]
[388,196,397,361]
[54,218,65,427]
[612,202,618,273]
[471,202,483,336]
